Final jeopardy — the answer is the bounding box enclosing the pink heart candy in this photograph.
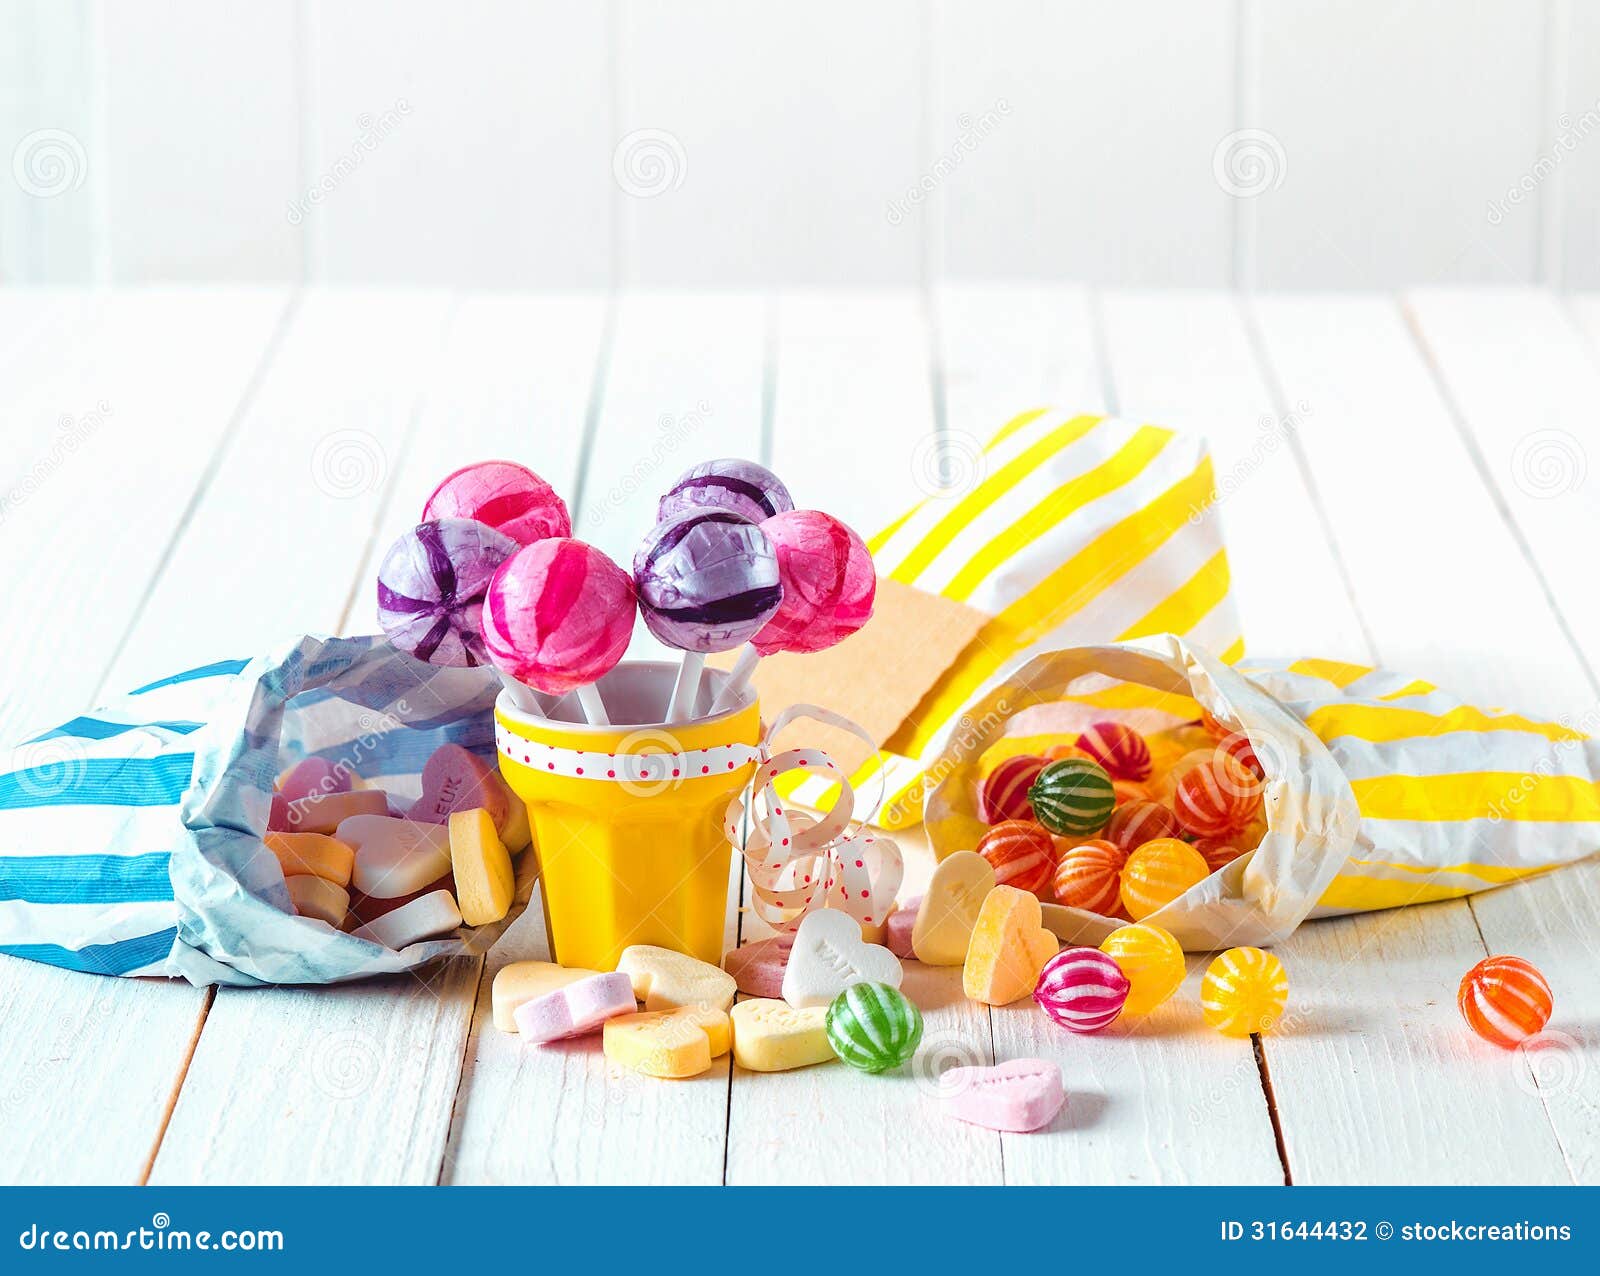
[886,896,921,959]
[939,1058,1065,1133]
[280,757,355,804]
[268,791,292,832]
[514,971,637,1043]
[722,934,794,999]
[408,743,510,829]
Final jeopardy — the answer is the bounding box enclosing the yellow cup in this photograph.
[493,661,760,971]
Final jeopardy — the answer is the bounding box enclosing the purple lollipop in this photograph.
[658,458,795,526]
[376,518,517,668]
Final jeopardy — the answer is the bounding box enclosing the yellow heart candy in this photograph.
[491,961,600,1033]
[603,1005,731,1079]
[448,808,513,926]
[616,944,736,1012]
[963,886,1059,1006]
[730,999,833,1072]
[912,851,996,966]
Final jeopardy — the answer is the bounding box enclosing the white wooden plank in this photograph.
[101,1,300,281]
[1250,292,1584,1183]
[934,0,1235,286]
[617,2,923,287]
[1559,6,1600,288]
[309,1,611,287]
[1254,3,1544,287]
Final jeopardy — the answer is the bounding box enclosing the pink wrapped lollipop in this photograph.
[710,509,876,712]
[483,538,636,724]
[423,460,572,546]
[634,509,783,721]
[376,518,518,668]
[658,458,794,526]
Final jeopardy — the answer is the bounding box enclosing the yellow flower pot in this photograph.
[493,661,760,971]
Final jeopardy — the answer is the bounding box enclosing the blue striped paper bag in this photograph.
[0,634,507,985]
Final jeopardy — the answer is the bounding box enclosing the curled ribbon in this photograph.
[723,703,903,935]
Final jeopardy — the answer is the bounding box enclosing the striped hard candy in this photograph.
[1459,955,1552,1048]
[1173,751,1261,837]
[825,982,924,1073]
[1193,833,1250,873]
[1102,799,1181,856]
[1120,838,1208,920]
[1076,721,1152,781]
[376,518,519,668]
[1100,923,1185,1015]
[1216,729,1264,779]
[752,510,875,656]
[1201,946,1289,1037]
[1033,947,1129,1033]
[658,457,794,526]
[633,509,783,653]
[974,820,1056,896]
[1051,839,1126,915]
[1026,757,1115,838]
[1148,747,1216,806]
[1111,779,1153,806]
[978,755,1047,823]
[423,460,572,546]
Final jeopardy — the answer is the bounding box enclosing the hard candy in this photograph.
[977,754,1047,824]
[750,509,875,656]
[1026,757,1115,837]
[376,518,518,668]
[1119,838,1208,921]
[1100,923,1185,1015]
[1076,721,1152,781]
[825,982,924,1073]
[1033,947,1129,1033]
[1050,839,1125,914]
[423,460,571,546]
[1458,955,1552,1048]
[634,510,782,653]
[1173,751,1262,837]
[658,457,794,526]
[1102,799,1182,856]
[1201,946,1289,1037]
[974,820,1056,896]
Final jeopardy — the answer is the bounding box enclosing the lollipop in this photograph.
[483,538,636,724]
[658,458,794,526]
[376,518,518,668]
[423,460,572,546]
[709,509,876,714]
[634,510,783,721]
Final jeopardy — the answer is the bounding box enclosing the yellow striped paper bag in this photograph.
[783,409,1242,828]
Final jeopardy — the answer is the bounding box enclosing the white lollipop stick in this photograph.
[495,670,539,714]
[708,644,759,715]
[576,682,611,727]
[668,651,706,722]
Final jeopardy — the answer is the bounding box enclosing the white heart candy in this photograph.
[337,814,452,899]
[616,944,736,1012]
[781,908,904,1009]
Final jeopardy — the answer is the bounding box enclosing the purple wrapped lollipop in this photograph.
[634,510,783,720]
[376,518,518,668]
[658,458,794,526]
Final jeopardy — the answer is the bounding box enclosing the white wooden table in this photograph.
[1,285,1597,1186]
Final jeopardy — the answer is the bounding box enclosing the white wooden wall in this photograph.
[3,0,1598,289]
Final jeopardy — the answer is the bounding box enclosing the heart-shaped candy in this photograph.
[448,808,513,926]
[616,944,737,1012]
[886,896,920,959]
[337,814,452,899]
[514,971,637,1043]
[781,908,903,1009]
[963,886,1059,1006]
[911,851,996,966]
[722,934,794,998]
[491,961,601,1033]
[730,999,833,1072]
[939,1058,1065,1132]
[409,743,510,829]
[603,1005,731,1078]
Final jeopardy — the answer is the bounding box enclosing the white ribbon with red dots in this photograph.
[724,704,903,936]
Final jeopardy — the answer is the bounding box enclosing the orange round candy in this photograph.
[1042,742,1091,763]
[1103,799,1182,855]
[1458,955,1553,1048]
[1216,729,1265,779]
[974,820,1056,896]
[1052,839,1127,914]
[1149,747,1217,805]
[1173,752,1261,837]
[1120,838,1208,920]
[1199,709,1231,740]
[1193,834,1246,873]
[1111,779,1153,806]
[1076,721,1152,781]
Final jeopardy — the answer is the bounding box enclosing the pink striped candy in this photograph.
[1033,947,1129,1033]
[1076,721,1152,781]
[978,755,1047,824]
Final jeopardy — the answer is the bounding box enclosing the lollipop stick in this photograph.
[668,651,706,722]
[576,682,611,727]
[495,670,539,714]
[709,644,759,715]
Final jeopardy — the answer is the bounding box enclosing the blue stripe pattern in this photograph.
[0,927,177,976]
[0,853,174,903]
[28,717,203,743]
[128,658,248,696]
[0,754,195,810]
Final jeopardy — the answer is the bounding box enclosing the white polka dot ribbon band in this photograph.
[723,704,903,935]
[495,723,760,782]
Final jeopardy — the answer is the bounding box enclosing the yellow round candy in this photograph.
[1100,923,1186,1015]
[1119,838,1208,920]
[1201,946,1289,1036]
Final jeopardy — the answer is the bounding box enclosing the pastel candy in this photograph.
[351,889,462,949]
[633,510,783,653]
[722,935,793,998]
[514,970,637,1043]
[781,908,903,1009]
[283,788,387,835]
[492,960,601,1032]
[499,790,532,853]
[279,757,354,803]
[286,874,349,928]
[939,1058,1065,1133]
[448,808,514,925]
[658,457,794,526]
[911,851,996,966]
[749,509,876,656]
[616,944,737,1012]
[730,999,834,1072]
[347,872,453,930]
[263,832,354,887]
[337,814,452,899]
[603,1006,731,1079]
[963,885,1059,1006]
[423,459,572,546]
[409,742,510,829]
[376,518,519,667]
[824,982,923,1074]
[885,897,920,959]
[268,791,292,832]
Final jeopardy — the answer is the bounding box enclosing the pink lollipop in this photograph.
[423,460,572,546]
[711,510,876,712]
[482,538,636,724]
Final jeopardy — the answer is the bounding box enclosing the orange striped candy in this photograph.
[1217,729,1264,779]
[1052,839,1127,914]
[1201,946,1289,1036]
[1199,709,1231,740]
[1193,834,1246,873]
[1120,838,1208,921]
[1103,799,1181,856]
[1458,955,1552,1048]
[1173,751,1261,837]
[1111,778,1154,806]
[974,820,1056,897]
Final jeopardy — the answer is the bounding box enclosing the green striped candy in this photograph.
[1027,757,1115,836]
[825,982,924,1074]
